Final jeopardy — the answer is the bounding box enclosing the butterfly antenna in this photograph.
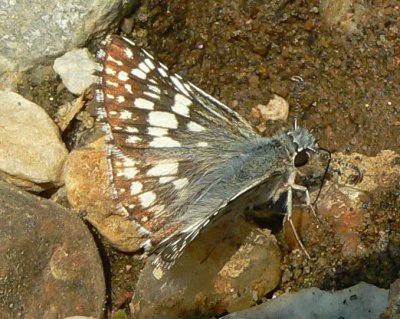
[313,148,332,206]
[330,158,364,185]
[290,75,305,130]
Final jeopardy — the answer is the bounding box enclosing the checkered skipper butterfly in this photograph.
[94,35,318,270]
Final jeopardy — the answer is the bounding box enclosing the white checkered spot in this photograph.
[93,35,266,269]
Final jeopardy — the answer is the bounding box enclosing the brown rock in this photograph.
[63,138,145,252]
[0,181,105,319]
[381,278,400,319]
[285,150,400,258]
[130,215,281,318]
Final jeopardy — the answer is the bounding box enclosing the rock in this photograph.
[0,91,68,191]
[253,95,289,122]
[63,138,144,252]
[286,150,400,258]
[381,278,400,319]
[319,0,368,33]
[0,181,105,318]
[53,49,98,95]
[222,282,388,319]
[130,215,281,318]
[54,96,86,132]
[0,0,130,90]
[319,0,351,26]
[65,140,282,318]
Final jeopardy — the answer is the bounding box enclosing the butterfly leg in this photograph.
[286,184,311,259]
[289,183,319,222]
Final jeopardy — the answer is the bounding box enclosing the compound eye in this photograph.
[294,149,309,167]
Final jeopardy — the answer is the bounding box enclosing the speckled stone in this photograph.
[0,181,105,318]
[0,0,130,90]
[130,215,281,318]
[63,137,145,252]
[286,150,400,259]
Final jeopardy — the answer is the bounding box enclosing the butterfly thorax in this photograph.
[230,127,318,177]
[186,128,317,211]
[209,127,318,209]
[286,127,318,153]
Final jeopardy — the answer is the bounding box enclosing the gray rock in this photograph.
[222,282,388,319]
[53,48,97,95]
[0,181,105,318]
[0,0,128,90]
[0,91,68,191]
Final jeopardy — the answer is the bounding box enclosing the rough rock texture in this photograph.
[53,49,97,95]
[54,96,86,132]
[0,181,105,319]
[285,150,400,259]
[319,0,369,33]
[130,215,281,319]
[64,139,282,317]
[0,0,131,90]
[254,95,289,122]
[63,138,144,252]
[222,282,388,319]
[0,91,68,191]
[381,278,400,319]
[278,149,400,295]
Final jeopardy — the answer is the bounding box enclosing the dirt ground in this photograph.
[21,0,400,316]
[121,0,400,298]
[130,0,400,156]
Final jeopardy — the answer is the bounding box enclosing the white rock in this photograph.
[53,48,97,95]
[255,94,289,122]
[0,91,68,187]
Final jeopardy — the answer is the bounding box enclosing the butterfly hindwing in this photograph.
[95,35,277,268]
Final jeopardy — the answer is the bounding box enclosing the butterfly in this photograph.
[94,35,319,270]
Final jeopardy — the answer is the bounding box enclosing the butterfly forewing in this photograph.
[95,35,267,268]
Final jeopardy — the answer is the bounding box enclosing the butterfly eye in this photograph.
[294,149,310,167]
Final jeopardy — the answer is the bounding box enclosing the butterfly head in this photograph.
[287,127,318,167]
